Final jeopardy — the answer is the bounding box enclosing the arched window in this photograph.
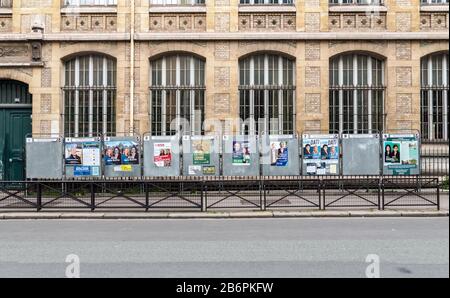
[421,52,449,141]
[329,53,385,134]
[150,54,205,136]
[239,53,295,135]
[63,54,116,137]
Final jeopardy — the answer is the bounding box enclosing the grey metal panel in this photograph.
[222,135,260,176]
[261,135,300,176]
[103,136,141,178]
[26,137,63,179]
[143,135,181,177]
[382,133,421,175]
[342,134,381,176]
[301,134,340,176]
[182,135,220,177]
[64,137,102,178]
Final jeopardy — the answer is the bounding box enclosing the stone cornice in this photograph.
[0,32,448,42]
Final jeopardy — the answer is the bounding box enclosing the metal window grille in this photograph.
[329,54,386,134]
[63,55,117,137]
[239,54,296,135]
[150,55,206,136]
[421,53,449,142]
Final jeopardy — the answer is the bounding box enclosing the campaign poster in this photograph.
[202,166,216,175]
[153,143,172,168]
[193,140,211,165]
[232,141,251,166]
[188,165,202,175]
[383,135,419,175]
[303,137,339,175]
[104,140,140,169]
[65,141,101,176]
[270,141,289,167]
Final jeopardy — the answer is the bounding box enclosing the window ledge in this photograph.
[61,6,118,14]
[149,5,207,13]
[238,5,297,13]
[329,5,387,13]
[0,8,12,14]
[420,5,449,12]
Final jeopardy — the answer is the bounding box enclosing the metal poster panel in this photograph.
[26,137,63,179]
[103,136,141,177]
[261,135,300,176]
[222,135,260,176]
[65,137,102,178]
[302,134,340,176]
[342,134,381,175]
[382,133,420,175]
[143,135,181,177]
[183,135,220,176]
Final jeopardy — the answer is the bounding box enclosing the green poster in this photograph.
[193,140,211,165]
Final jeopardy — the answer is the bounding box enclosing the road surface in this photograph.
[0,217,448,278]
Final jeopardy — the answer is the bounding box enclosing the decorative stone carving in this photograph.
[214,94,230,114]
[396,94,412,114]
[329,13,387,31]
[215,13,230,32]
[305,67,321,88]
[215,67,230,88]
[420,13,449,31]
[396,12,411,32]
[238,13,296,31]
[396,67,412,87]
[0,16,12,32]
[305,42,321,61]
[215,42,230,61]
[396,41,411,60]
[305,94,321,114]
[61,14,117,32]
[149,14,206,32]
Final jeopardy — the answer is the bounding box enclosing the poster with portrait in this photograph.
[302,135,340,175]
[65,140,101,177]
[193,140,211,165]
[383,134,419,175]
[103,140,139,173]
[232,141,251,166]
[270,141,289,167]
[154,143,172,168]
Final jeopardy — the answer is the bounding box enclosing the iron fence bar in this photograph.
[90,183,95,211]
[37,182,42,212]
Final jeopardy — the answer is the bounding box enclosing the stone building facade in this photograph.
[0,0,448,139]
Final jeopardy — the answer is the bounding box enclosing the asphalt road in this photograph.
[0,218,448,278]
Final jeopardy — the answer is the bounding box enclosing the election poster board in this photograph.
[302,134,340,176]
[26,137,63,179]
[65,137,101,178]
[183,136,220,176]
[382,133,420,175]
[223,135,260,176]
[103,136,141,177]
[261,135,300,176]
[143,135,180,177]
[342,134,381,175]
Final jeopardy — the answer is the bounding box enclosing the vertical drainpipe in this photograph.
[129,0,136,136]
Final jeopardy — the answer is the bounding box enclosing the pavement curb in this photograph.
[0,210,448,220]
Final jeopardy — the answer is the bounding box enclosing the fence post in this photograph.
[145,183,149,212]
[261,179,266,211]
[36,183,42,212]
[201,182,207,212]
[90,183,95,211]
[319,179,324,210]
[378,177,382,211]
[436,179,440,211]
[381,178,385,210]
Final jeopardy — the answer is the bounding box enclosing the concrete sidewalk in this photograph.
[0,209,448,220]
